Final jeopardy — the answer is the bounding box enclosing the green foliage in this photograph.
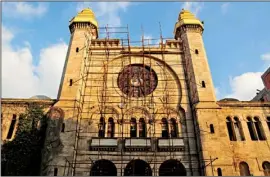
[1,103,48,176]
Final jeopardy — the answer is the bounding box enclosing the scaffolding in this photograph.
[57,24,217,176]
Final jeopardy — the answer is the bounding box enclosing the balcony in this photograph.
[124,138,152,151]
[157,138,185,151]
[89,138,118,151]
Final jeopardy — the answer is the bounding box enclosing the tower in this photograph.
[174,10,218,108]
[57,8,98,100]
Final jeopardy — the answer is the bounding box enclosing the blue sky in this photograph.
[2,2,270,100]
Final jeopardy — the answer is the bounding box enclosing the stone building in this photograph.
[252,67,270,102]
[1,8,270,176]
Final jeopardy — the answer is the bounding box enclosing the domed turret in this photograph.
[69,8,98,37]
[69,8,98,28]
[174,9,204,38]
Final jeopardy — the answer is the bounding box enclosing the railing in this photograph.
[88,137,185,152]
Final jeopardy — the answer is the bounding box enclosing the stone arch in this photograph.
[156,107,181,121]
[90,159,117,176]
[159,159,187,176]
[90,106,120,121]
[108,54,183,104]
[124,106,151,120]
[156,106,184,137]
[124,159,152,176]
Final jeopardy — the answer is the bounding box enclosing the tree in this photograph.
[1,103,48,176]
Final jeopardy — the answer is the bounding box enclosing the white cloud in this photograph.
[181,2,204,16]
[225,72,264,101]
[220,49,270,101]
[76,2,131,27]
[3,2,48,19]
[221,3,230,15]
[2,26,68,98]
[261,53,270,61]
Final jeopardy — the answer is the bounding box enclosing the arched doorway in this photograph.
[90,159,117,176]
[124,159,152,176]
[159,159,187,176]
[239,161,251,176]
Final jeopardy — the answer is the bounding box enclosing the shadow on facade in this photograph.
[90,159,117,176]
[159,159,186,176]
[124,159,152,176]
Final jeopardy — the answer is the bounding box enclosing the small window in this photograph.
[202,81,206,88]
[61,123,65,132]
[267,117,270,131]
[161,118,169,138]
[6,114,17,139]
[217,168,222,176]
[254,117,266,140]
[233,117,245,141]
[247,117,258,141]
[69,79,73,86]
[195,49,199,54]
[76,47,79,53]
[226,117,236,141]
[210,124,215,134]
[54,168,58,176]
[98,117,105,138]
[170,118,178,138]
[139,118,146,138]
[107,118,115,138]
[130,118,137,138]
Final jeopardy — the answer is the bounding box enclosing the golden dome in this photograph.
[174,9,203,34]
[69,8,98,28]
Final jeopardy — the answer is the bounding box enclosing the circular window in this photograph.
[117,64,158,98]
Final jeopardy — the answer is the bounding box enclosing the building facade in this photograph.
[1,8,270,176]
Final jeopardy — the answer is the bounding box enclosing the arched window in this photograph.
[139,118,146,138]
[233,117,245,141]
[107,117,115,138]
[98,117,105,138]
[217,168,222,176]
[239,162,251,176]
[226,117,236,141]
[161,118,169,138]
[130,118,137,138]
[170,118,178,138]
[262,161,270,176]
[247,117,258,141]
[254,117,266,140]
